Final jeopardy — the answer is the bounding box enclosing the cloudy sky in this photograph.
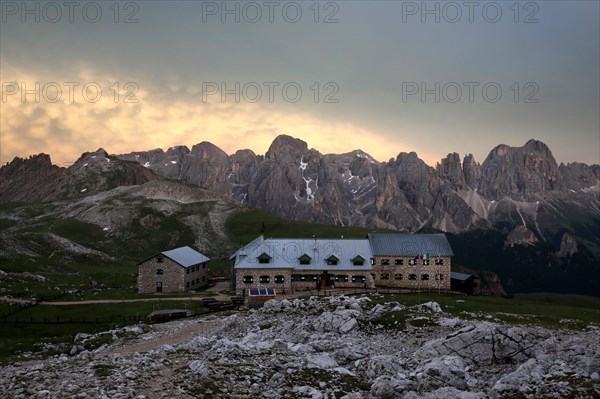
[1,1,599,167]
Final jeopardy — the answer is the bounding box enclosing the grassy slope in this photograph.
[366,292,600,331]
[0,301,208,364]
[225,207,393,245]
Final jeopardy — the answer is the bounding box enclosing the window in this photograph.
[202,264,206,269]
[351,255,365,266]
[298,254,312,265]
[395,259,404,266]
[274,275,285,284]
[394,274,403,280]
[335,275,349,282]
[186,282,190,288]
[156,257,164,263]
[325,255,338,266]
[423,260,430,266]
[260,275,270,283]
[371,273,376,280]
[243,275,253,284]
[352,275,366,282]
[312,275,319,281]
[421,274,429,281]
[202,276,206,281]
[196,278,200,284]
[156,269,164,275]
[409,259,417,266]
[435,259,445,265]
[186,268,190,274]
[408,274,417,280]
[257,253,272,264]
[435,274,444,280]
[156,282,162,292]
[292,274,303,282]
[380,273,389,280]
[380,259,390,266]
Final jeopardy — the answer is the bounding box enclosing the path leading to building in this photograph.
[103,318,220,356]
[3,285,436,307]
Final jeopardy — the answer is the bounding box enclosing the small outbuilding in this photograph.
[138,246,210,293]
[450,271,479,295]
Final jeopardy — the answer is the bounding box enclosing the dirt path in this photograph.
[18,285,373,306]
[38,296,231,306]
[0,296,35,305]
[103,319,220,356]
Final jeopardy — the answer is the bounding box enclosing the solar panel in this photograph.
[249,288,259,296]
[267,288,275,295]
[259,288,267,296]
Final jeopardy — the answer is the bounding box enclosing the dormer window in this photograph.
[351,255,365,266]
[325,255,338,266]
[257,252,272,264]
[298,254,312,265]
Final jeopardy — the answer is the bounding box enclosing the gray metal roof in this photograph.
[234,238,373,271]
[368,233,454,257]
[229,235,264,261]
[162,246,209,268]
[450,272,476,281]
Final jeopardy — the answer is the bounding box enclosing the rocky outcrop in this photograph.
[0,149,160,203]
[558,162,600,191]
[504,226,540,248]
[554,232,579,258]
[0,154,65,202]
[437,152,468,191]
[478,139,563,201]
[1,295,598,398]
[462,154,481,191]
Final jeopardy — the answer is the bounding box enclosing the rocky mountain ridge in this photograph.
[2,136,599,250]
[116,136,600,240]
[0,149,160,203]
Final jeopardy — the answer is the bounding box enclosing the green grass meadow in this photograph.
[365,292,600,331]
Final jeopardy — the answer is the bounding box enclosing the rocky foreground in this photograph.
[2,295,599,399]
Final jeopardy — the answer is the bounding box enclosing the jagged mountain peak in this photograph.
[266,135,309,160]
[489,139,553,158]
[190,141,228,158]
[5,136,598,242]
[480,139,562,201]
[167,145,189,152]
[5,153,55,168]
[0,153,66,202]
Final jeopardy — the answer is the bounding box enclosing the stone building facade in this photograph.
[138,246,209,293]
[235,268,293,295]
[370,256,452,291]
[231,234,454,295]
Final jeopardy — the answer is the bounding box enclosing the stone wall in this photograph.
[183,262,209,290]
[235,268,293,295]
[290,272,368,291]
[138,256,184,293]
[233,257,451,294]
[371,256,451,290]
